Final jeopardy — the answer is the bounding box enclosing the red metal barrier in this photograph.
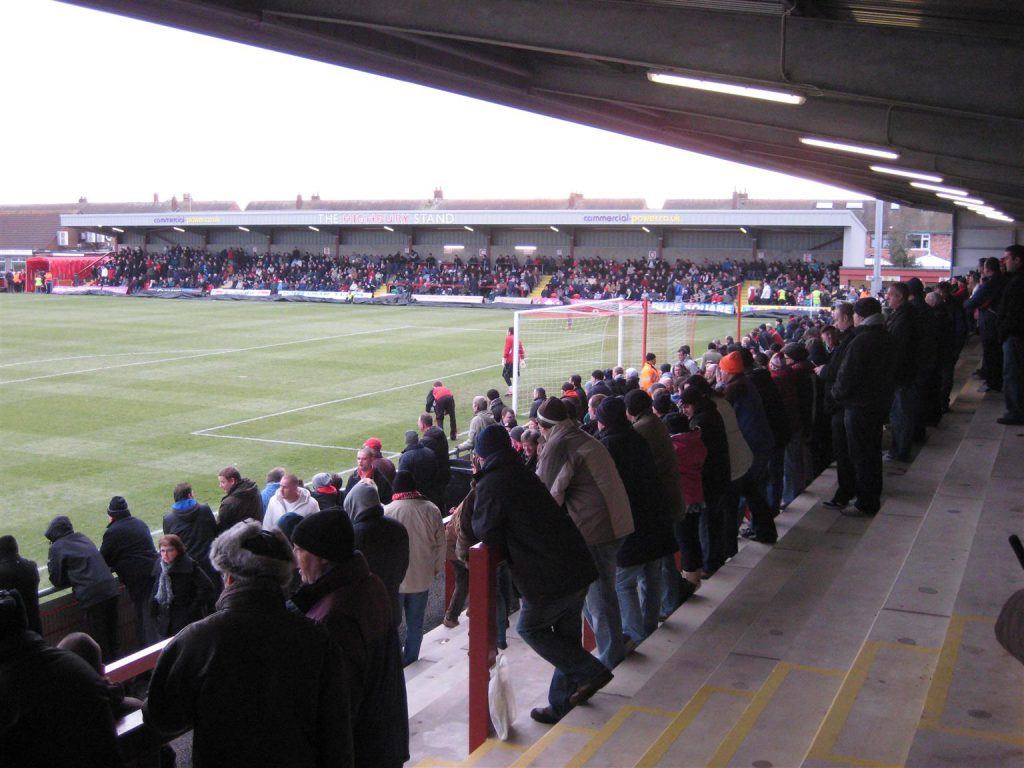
[105,638,171,683]
[467,542,499,754]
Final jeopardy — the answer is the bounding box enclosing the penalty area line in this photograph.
[192,362,500,435]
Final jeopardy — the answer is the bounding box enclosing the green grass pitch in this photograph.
[0,294,737,574]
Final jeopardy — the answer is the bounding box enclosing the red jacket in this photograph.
[503,335,524,364]
[671,431,707,505]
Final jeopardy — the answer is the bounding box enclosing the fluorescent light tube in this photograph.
[869,165,943,183]
[800,137,899,160]
[648,72,805,105]
[936,193,983,204]
[911,182,969,195]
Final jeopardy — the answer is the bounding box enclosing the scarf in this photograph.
[155,559,175,607]
[391,491,423,502]
[172,498,198,512]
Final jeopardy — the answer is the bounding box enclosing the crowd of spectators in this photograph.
[5,245,1020,765]
[95,246,842,304]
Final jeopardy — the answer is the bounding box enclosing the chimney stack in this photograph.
[433,187,444,200]
[296,194,303,209]
[153,193,159,203]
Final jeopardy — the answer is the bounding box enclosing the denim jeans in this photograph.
[617,559,664,642]
[517,588,609,717]
[582,537,625,669]
[1004,336,1023,421]
[400,590,430,665]
[658,554,684,617]
[782,433,805,506]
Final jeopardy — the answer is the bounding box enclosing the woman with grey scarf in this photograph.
[150,534,216,638]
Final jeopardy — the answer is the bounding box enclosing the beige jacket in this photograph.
[384,495,446,593]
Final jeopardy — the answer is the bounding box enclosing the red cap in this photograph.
[364,437,382,451]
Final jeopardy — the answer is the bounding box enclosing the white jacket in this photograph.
[263,486,320,530]
[384,495,446,593]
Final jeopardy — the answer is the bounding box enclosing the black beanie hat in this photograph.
[393,469,417,493]
[596,396,628,429]
[292,510,355,564]
[854,297,882,317]
[475,423,512,458]
[0,535,17,557]
[404,430,419,447]
[652,391,676,415]
[107,496,130,519]
[664,411,690,435]
[624,388,653,416]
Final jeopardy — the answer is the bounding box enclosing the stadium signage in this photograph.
[317,212,458,226]
[53,285,128,295]
[209,288,271,297]
[412,294,484,305]
[279,289,352,301]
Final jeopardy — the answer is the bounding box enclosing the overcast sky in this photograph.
[1,0,867,208]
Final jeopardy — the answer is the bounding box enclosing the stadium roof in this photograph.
[56,0,1024,224]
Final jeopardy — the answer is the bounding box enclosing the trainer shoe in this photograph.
[822,497,848,510]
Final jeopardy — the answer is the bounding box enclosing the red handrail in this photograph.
[467,542,499,753]
[105,638,171,683]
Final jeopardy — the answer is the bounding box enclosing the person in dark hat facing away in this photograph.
[101,495,159,648]
[292,509,410,768]
[145,521,354,768]
[45,515,121,661]
[472,424,610,725]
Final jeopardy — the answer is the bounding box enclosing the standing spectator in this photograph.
[818,303,858,509]
[100,495,159,648]
[310,472,342,510]
[398,430,443,513]
[263,473,320,531]
[530,386,548,419]
[639,352,660,392]
[997,244,1024,425]
[345,448,394,504]
[885,282,928,462]
[677,345,700,376]
[0,589,124,768]
[44,515,121,661]
[150,534,215,638]
[665,412,708,591]
[487,388,507,422]
[595,397,675,646]
[217,466,263,532]
[831,298,897,516]
[425,381,459,441]
[384,471,445,666]
[418,412,451,511]
[471,425,609,725]
[0,535,41,634]
[260,467,286,512]
[344,481,410,628]
[291,510,410,768]
[144,521,354,768]
[363,438,397,485]
[536,396,634,669]
[163,482,220,593]
[501,326,525,393]
[964,257,1008,395]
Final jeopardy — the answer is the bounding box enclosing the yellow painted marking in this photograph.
[564,705,675,768]
[807,640,879,762]
[920,723,1024,747]
[811,752,903,768]
[635,687,755,768]
[707,664,792,768]
[920,614,994,729]
[508,724,597,768]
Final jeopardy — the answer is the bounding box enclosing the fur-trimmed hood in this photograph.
[209,520,295,588]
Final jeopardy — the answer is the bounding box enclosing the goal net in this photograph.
[511,300,697,413]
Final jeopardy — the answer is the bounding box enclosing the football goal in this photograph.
[511,300,697,412]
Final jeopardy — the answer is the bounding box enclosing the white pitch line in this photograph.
[197,433,367,452]
[0,351,233,369]
[192,362,499,434]
[0,326,414,385]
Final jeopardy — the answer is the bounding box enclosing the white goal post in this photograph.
[511,300,697,413]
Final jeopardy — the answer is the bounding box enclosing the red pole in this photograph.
[735,282,743,340]
[468,543,498,754]
[641,298,649,362]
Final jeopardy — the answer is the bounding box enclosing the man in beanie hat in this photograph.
[0,589,124,768]
[344,480,409,627]
[145,521,354,768]
[398,429,444,514]
[384,470,445,666]
[471,424,610,724]
[291,511,410,768]
[99,495,158,649]
[830,297,896,516]
[0,534,41,633]
[536,396,633,669]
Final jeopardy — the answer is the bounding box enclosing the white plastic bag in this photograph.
[488,652,517,740]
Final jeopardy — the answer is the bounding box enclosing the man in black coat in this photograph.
[216,466,263,532]
[144,522,353,768]
[398,430,444,513]
[343,481,409,628]
[965,257,1008,394]
[885,282,929,462]
[101,495,159,648]
[997,244,1024,425]
[0,535,41,634]
[831,298,896,516]
[0,589,124,768]
[45,515,122,661]
[163,483,219,591]
[817,303,857,509]
[471,424,609,725]
[419,412,452,510]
